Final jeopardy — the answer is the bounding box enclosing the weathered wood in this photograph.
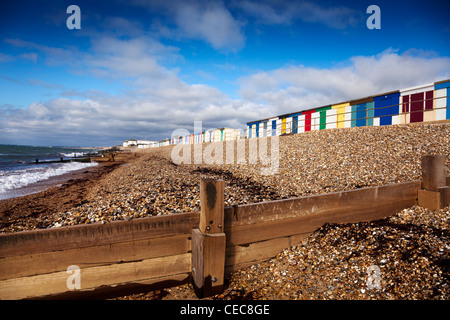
[202,233,226,296]
[225,197,415,248]
[225,233,309,273]
[191,228,204,293]
[191,229,226,298]
[224,181,420,228]
[192,178,226,298]
[199,179,224,234]
[0,233,191,281]
[440,186,450,207]
[0,177,428,299]
[418,190,441,211]
[421,155,446,191]
[0,253,191,300]
[0,211,199,257]
[419,186,450,211]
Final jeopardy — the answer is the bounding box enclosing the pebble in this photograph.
[46,123,450,229]
[118,204,448,300]
[1,123,449,300]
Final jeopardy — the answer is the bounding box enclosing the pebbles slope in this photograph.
[2,123,449,231]
[1,123,449,299]
[47,123,450,230]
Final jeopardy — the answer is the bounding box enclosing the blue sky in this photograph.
[1,0,449,147]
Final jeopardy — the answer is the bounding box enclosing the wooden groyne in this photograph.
[0,155,448,299]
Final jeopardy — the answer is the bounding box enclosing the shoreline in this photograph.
[0,151,136,233]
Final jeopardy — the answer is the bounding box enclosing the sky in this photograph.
[0,0,449,147]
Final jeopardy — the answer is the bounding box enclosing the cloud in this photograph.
[236,0,359,29]
[3,14,450,148]
[130,0,245,51]
[19,53,38,63]
[4,38,79,67]
[238,49,450,114]
[174,1,245,51]
[2,45,450,147]
[0,32,248,145]
[1,75,24,85]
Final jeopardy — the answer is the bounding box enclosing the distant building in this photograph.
[123,139,137,147]
[123,139,158,148]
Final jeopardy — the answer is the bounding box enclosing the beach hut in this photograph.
[286,117,293,134]
[247,121,260,139]
[277,114,293,135]
[315,106,331,130]
[331,102,350,128]
[256,122,261,138]
[278,115,288,135]
[222,128,241,141]
[301,110,316,132]
[246,123,252,138]
[260,121,266,137]
[400,83,434,124]
[373,91,400,126]
[349,97,374,127]
[434,80,450,121]
[311,110,321,131]
[273,118,280,136]
[266,117,277,137]
[288,112,302,134]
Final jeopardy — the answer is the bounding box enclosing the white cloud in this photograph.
[84,36,181,79]
[130,0,245,52]
[238,49,450,114]
[174,1,245,51]
[2,29,450,147]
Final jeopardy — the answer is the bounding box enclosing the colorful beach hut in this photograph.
[434,80,450,121]
[373,91,400,126]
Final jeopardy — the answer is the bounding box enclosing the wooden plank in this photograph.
[0,211,199,257]
[191,229,204,294]
[225,233,309,273]
[440,186,450,207]
[0,233,191,281]
[225,197,415,247]
[0,179,425,299]
[418,190,441,211]
[199,179,224,234]
[224,181,420,227]
[0,253,191,300]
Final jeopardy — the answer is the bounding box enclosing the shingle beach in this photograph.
[1,123,449,300]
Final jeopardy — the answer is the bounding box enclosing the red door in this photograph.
[410,93,423,123]
[301,110,315,131]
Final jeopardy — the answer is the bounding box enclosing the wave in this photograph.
[0,161,98,194]
[60,152,86,158]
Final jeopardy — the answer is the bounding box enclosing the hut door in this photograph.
[410,93,424,123]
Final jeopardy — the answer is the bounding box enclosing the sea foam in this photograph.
[0,161,98,194]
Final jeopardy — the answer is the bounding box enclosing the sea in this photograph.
[0,144,100,200]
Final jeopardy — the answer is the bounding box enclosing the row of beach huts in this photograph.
[123,79,450,148]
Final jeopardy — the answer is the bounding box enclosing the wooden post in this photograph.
[199,178,224,234]
[192,179,226,298]
[418,155,450,210]
[421,155,446,191]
